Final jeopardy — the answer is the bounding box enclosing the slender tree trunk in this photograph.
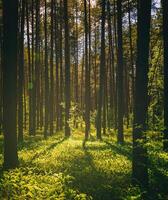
[3,0,19,169]
[96,0,106,140]
[23,77,27,130]
[54,0,59,131]
[113,0,118,130]
[50,0,54,136]
[81,44,84,112]
[44,0,49,138]
[128,0,134,115]
[31,0,36,135]
[107,0,115,128]
[59,0,63,130]
[88,0,91,111]
[163,0,168,151]
[26,0,32,136]
[84,0,90,140]
[0,10,3,133]
[103,69,107,135]
[93,23,97,111]
[64,0,71,137]
[18,0,25,142]
[35,0,40,131]
[132,0,151,190]
[75,1,79,105]
[117,0,124,143]
[40,45,44,129]
[124,64,129,128]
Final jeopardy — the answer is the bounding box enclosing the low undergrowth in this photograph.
[0,130,167,200]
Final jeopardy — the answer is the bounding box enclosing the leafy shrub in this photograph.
[0,167,92,200]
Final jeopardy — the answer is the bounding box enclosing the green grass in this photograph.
[0,131,167,199]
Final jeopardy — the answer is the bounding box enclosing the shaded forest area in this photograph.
[0,0,168,199]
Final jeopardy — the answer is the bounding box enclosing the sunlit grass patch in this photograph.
[2,132,133,199]
[0,168,92,200]
[0,131,167,199]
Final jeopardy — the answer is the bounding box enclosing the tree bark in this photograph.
[3,0,19,169]
[163,0,168,151]
[84,0,90,140]
[64,0,71,137]
[18,0,25,142]
[117,0,124,143]
[96,0,106,140]
[50,0,54,135]
[44,0,49,138]
[132,0,151,190]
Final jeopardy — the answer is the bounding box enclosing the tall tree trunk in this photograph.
[128,0,134,115]
[0,9,3,133]
[103,69,107,135]
[96,0,106,140]
[3,0,19,169]
[163,0,168,151]
[39,51,44,130]
[93,22,97,111]
[84,0,90,140]
[81,43,84,112]
[113,0,118,130]
[18,0,25,142]
[64,0,71,137]
[35,0,40,131]
[132,0,151,190]
[75,1,79,105]
[44,0,49,138]
[54,0,60,131]
[59,0,63,130]
[117,0,124,143]
[107,0,115,128]
[88,0,91,111]
[50,0,54,135]
[31,0,36,135]
[26,0,32,136]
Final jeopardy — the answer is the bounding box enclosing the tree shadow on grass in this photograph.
[26,137,67,164]
[104,140,132,160]
[0,136,66,183]
[18,134,64,151]
[104,140,168,199]
[148,156,168,199]
[83,139,132,160]
[65,140,131,200]
[0,135,47,155]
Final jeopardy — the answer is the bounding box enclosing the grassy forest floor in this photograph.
[0,130,168,200]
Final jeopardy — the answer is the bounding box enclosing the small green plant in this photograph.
[0,168,92,200]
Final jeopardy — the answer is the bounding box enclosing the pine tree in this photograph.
[3,0,19,169]
[132,0,151,190]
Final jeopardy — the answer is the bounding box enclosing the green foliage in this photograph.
[0,132,168,199]
[148,11,164,131]
[68,102,85,131]
[0,168,91,200]
[148,138,168,200]
[0,135,92,200]
[28,82,33,90]
[61,102,85,131]
[1,170,73,199]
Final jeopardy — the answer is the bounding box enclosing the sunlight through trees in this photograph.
[0,0,167,199]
